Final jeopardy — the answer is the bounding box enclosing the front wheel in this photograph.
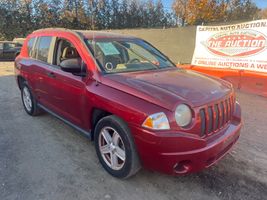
[94,115,141,179]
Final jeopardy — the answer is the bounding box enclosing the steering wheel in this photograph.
[128,58,140,64]
[104,62,114,71]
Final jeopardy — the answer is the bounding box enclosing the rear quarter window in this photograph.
[36,36,52,62]
[27,38,35,57]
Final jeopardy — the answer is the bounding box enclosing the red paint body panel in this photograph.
[15,29,242,175]
[130,103,241,174]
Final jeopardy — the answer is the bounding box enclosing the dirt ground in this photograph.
[0,62,266,200]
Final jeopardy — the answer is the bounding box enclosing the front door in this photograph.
[45,66,87,128]
[43,38,89,129]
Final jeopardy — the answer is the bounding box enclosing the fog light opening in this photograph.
[173,160,192,174]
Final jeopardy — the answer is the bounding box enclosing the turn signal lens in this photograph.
[142,112,170,130]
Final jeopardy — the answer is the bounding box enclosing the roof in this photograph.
[76,30,136,40]
[32,28,137,40]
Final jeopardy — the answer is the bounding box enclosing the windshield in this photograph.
[85,38,176,73]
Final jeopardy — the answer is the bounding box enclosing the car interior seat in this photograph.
[61,47,79,61]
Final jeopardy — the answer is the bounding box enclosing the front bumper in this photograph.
[130,110,241,175]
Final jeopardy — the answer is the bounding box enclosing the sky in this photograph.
[161,0,267,11]
[254,0,267,8]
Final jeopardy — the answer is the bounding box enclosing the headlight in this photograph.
[175,104,192,127]
[142,112,170,130]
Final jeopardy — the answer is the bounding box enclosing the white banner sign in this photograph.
[191,20,267,73]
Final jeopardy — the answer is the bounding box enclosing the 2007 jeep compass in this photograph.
[15,28,242,178]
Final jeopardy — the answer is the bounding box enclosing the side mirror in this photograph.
[60,58,82,73]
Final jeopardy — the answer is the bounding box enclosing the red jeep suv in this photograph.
[15,28,242,178]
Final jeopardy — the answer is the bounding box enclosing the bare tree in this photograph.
[258,8,267,19]
[172,0,188,26]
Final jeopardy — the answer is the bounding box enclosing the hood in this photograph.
[101,68,232,111]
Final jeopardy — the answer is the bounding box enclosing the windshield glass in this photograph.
[85,38,176,73]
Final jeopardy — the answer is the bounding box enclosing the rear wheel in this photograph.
[21,82,42,116]
[94,115,141,179]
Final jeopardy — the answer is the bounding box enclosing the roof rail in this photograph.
[33,27,74,34]
[32,28,85,41]
[32,28,136,40]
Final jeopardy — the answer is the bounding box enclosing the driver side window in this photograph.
[53,38,87,75]
[53,38,81,66]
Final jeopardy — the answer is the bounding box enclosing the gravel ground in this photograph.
[0,62,266,200]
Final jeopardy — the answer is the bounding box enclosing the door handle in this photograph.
[47,71,56,78]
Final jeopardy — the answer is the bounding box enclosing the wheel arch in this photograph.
[91,108,111,140]
[17,75,26,90]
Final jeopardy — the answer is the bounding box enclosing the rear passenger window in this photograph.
[27,38,35,57]
[36,37,52,62]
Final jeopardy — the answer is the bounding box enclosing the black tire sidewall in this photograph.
[95,117,133,178]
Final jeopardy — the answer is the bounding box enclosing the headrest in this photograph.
[62,47,78,59]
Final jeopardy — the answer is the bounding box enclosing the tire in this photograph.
[94,115,141,179]
[21,82,42,116]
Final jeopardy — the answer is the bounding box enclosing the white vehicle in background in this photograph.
[13,38,26,45]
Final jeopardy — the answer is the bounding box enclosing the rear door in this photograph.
[31,36,58,110]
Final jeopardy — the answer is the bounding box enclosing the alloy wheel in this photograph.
[22,87,32,112]
[98,126,126,170]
